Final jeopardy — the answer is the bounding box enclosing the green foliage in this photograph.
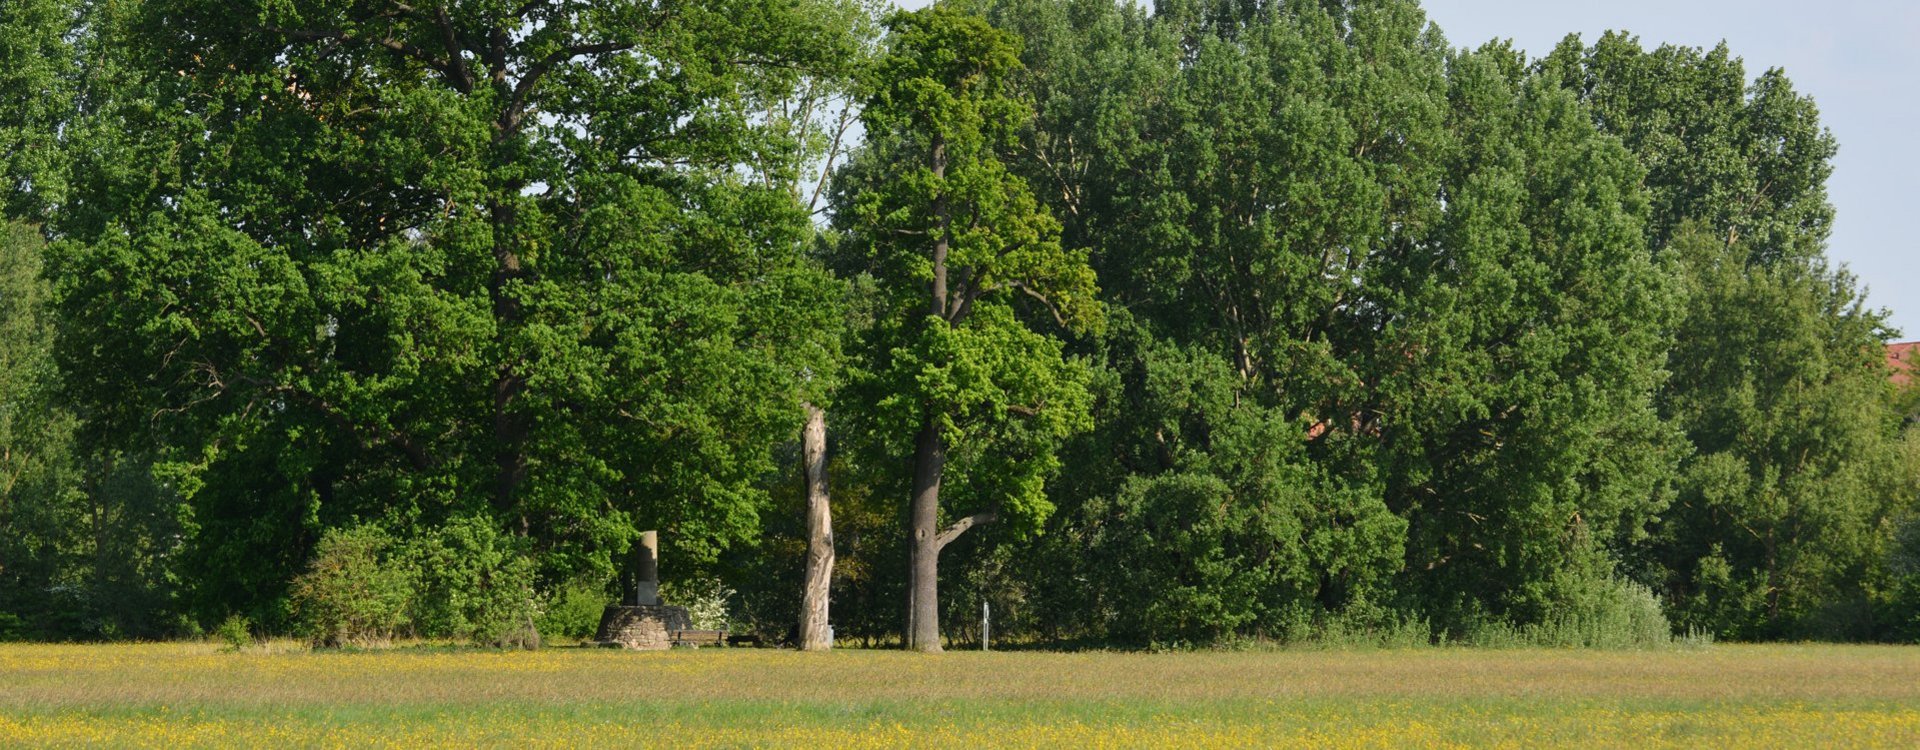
[1481,576,1672,649]
[46,0,862,624]
[972,0,1683,645]
[288,519,555,648]
[289,525,414,648]
[4,0,1918,650]
[0,221,80,635]
[836,4,1102,534]
[1537,32,1837,266]
[537,577,613,643]
[0,0,73,217]
[214,614,252,652]
[1886,488,1920,642]
[1533,27,1914,643]
[1019,317,1405,646]
[1288,600,1434,651]
[0,222,181,640]
[730,443,905,645]
[1650,213,1906,641]
[405,517,538,647]
[1382,42,1682,630]
[0,612,24,641]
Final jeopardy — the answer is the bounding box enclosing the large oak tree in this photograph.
[835,5,1100,652]
[48,0,858,619]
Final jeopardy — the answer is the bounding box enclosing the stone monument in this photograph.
[591,530,692,649]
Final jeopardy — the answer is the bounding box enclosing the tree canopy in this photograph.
[1,0,1914,647]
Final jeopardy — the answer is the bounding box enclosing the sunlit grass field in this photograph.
[4,642,1919,748]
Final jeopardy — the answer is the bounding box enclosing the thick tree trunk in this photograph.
[798,404,834,651]
[906,416,945,652]
[488,194,530,521]
[905,132,952,653]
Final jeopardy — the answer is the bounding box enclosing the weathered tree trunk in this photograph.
[798,404,834,651]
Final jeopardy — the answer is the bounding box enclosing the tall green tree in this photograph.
[1374,42,1681,628]
[1655,225,1910,638]
[983,0,1435,644]
[978,0,1681,643]
[1541,33,1914,638]
[0,0,73,218]
[0,221,81,638]
[835,5,1100,651]
[0,3,79,633]
[50,0,860,625]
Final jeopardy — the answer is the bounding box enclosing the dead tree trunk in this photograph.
[798,403,834,651]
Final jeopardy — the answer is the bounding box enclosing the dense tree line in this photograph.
[1,0,1915,647]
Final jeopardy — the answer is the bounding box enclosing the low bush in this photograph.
[406,516,539,648]
[1458,575,1672,649]
[1300,600,1433,650]
[538,577,611,641]
[289,525,414,648]
[214,614,252,652]
[290,519,547,649]
[662,576,736,631]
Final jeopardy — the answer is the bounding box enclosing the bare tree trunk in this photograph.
[907,416,945,652]
[798,403,834,651]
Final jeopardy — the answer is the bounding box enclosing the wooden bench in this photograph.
[669,629,727,647]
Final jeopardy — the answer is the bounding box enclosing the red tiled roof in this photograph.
[1891,341,1919,387]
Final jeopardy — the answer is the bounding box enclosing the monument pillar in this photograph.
[595,529,692,649]
[626,530,660,606]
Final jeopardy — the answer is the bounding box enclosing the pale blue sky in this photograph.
[896,0,1917,336]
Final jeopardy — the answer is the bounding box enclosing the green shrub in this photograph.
[289,525,414,648]
[0,612,26,642]
[214,614,251,652]
[1304,600,1433,650]
[1459,575,1672,649]
[404,516,540,648]
[1542,576,1671,648]
[538,577,611,642]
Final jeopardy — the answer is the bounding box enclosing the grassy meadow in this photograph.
[3,642,1919,748]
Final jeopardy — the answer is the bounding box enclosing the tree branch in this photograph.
[504,40,637,134]
[1008,281,1070,329]
[433,5,475,94]
[1018,139,1082,217]
[934,509,997,550]
[807,103,856,215]
[264,26,450,80]
[945,264,977,321]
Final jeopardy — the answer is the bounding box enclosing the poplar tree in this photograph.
[1541,33,1916,638]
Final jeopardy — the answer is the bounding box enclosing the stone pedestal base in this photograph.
[591,605,693,650]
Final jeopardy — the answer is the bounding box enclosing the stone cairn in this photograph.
[590,530,693,650]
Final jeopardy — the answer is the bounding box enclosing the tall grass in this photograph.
[4,643,1920,747]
